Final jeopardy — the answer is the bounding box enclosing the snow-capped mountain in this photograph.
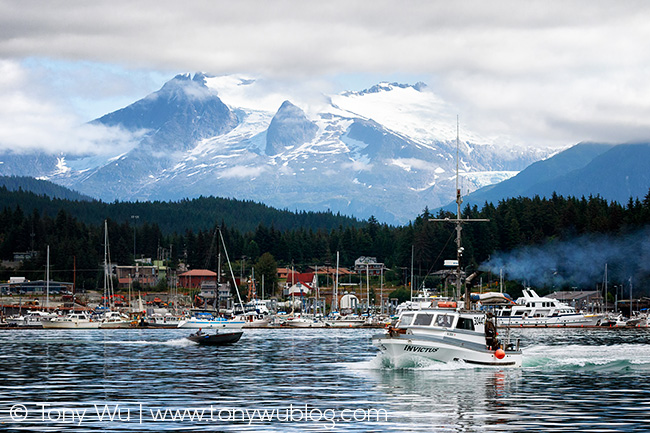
[0,73,552,224]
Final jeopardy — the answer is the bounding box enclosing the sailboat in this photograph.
[326,252,365,327]
[180,228,246,331]
[372,119,523,367]
[41,245,100,329]
[98,220,131,328]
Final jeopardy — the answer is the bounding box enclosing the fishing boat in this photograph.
[373,304,522,366]
[186,329,243,345]
[372,119,522,368]
[494,288,601,327]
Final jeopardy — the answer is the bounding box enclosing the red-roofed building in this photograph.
[285,272,316,286]
[179,269,217,289]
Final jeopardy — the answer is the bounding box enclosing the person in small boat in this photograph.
[196,327,204,336]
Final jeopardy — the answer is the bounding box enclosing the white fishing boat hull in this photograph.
[372,332,522,367]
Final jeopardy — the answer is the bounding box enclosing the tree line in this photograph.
[1,187,649,295]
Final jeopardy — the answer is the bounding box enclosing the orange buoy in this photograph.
[495,348,506,359]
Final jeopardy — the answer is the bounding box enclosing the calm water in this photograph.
[1,327,650,432]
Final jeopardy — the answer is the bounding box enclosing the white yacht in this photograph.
[6,311,55,328]
[494,288,601,327]
[42,311,101,329]
[325,314,366,328]
[145,313,184,328]
[373,302,522,367]
[98,310,132,329]
[284,314,326,328]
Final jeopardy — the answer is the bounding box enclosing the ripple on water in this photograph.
[1,327,650,431]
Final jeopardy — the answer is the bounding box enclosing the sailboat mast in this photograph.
[46,245,50,310]
[334,251,339,313]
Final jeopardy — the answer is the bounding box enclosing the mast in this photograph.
[217,228,246,314]
[103,220,114,310]
[410,245,414,299]
[430,117,489,310]
[334,251,340,313]
[604,263,607,314]
[73,255,76,310]
[366,262,370,315]
[46,245,50,311]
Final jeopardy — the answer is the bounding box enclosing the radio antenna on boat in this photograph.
[430,116,489,310]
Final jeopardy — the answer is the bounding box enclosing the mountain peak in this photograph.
[266,101,318,156]
[343,81,427,97]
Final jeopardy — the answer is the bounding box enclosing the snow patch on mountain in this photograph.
[0,73,556,224]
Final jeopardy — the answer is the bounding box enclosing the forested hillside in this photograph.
[0,186,362,234]
[0,176,92,201]
[1,188,649,295]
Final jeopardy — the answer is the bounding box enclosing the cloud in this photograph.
[2,1,650,148]
[0,60,145,155]
[219,165,267,179]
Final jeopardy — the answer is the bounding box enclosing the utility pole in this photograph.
[131,215,139,261]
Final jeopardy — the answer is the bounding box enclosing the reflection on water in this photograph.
[1,328,650,431]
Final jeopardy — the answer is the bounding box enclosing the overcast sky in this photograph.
[2,0,650,154]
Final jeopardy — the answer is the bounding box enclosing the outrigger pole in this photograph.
[430,117,489,310]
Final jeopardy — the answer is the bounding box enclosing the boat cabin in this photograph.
[396,310,485,333]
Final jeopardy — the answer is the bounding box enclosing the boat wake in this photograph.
[345,354,476,372]
[347,342,650,373]
[101,338,196,347]
[523,343,650,371]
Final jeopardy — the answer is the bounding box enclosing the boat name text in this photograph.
[404,345,439,353]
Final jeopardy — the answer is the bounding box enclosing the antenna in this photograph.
[430,117,489,309]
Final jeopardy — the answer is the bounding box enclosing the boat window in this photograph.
[457,317,475,331]
[435,314,454,328]
[398,313,414,328]
[413,313,433,326]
